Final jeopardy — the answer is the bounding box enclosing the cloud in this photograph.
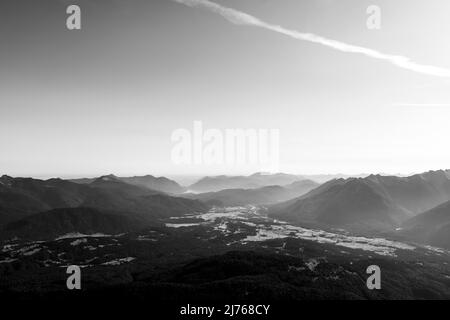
[172,0,450,78]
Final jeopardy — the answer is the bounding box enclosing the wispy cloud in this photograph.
[172,0,450,78]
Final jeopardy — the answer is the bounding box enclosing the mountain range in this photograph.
[187,173,304,193]
[71,174,185,194]
[268,170,450,233]
[182,180,319,206]
[0,174,207,238]
[2,170,450,248]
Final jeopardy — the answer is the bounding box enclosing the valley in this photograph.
[1,205,450,301]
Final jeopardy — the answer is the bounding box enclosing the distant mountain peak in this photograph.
[251,172,272,176]
[189,172,303,193]
[119,175,184,194]
[96,174,120,182]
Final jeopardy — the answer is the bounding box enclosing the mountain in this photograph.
[88,174,162,198]
[0,175,208,227]
[82,175,207,219]
[187,173,304,193]
[284,179,322,195]
[364,170,450,215]
[400,200,450,248]
[183,180,319,206]
[0,175,90,225]
[300,173,369,183]
[120,175,185,194]
[268,170,450,233]
[2,207,143,240]
[71,174,185,194]
[269,178,407,232]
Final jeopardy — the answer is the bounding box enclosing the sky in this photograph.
[1,0,450,178]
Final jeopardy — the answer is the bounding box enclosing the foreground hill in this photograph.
[400,200,450,248]
[1,234,449,302]
[188,173,303,193]
[183,180,319,206]
[2,207,144,240]
[1,205,450,303]
[269,170,450,233]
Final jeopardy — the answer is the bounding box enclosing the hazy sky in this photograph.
[1,0,450,178]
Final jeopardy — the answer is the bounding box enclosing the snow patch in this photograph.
[70,238,88,246]
[55,233,115,240]
[0,258,17,264]
[165,223,200,228]
[102,257,136,266]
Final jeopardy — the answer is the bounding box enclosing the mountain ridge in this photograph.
[70,174,185,194]
[188,173,304,193]
[182,179,320,206]
[268,170,450,233]
[0,175,207,228]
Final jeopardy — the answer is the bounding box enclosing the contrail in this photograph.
[172,0,450,78]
